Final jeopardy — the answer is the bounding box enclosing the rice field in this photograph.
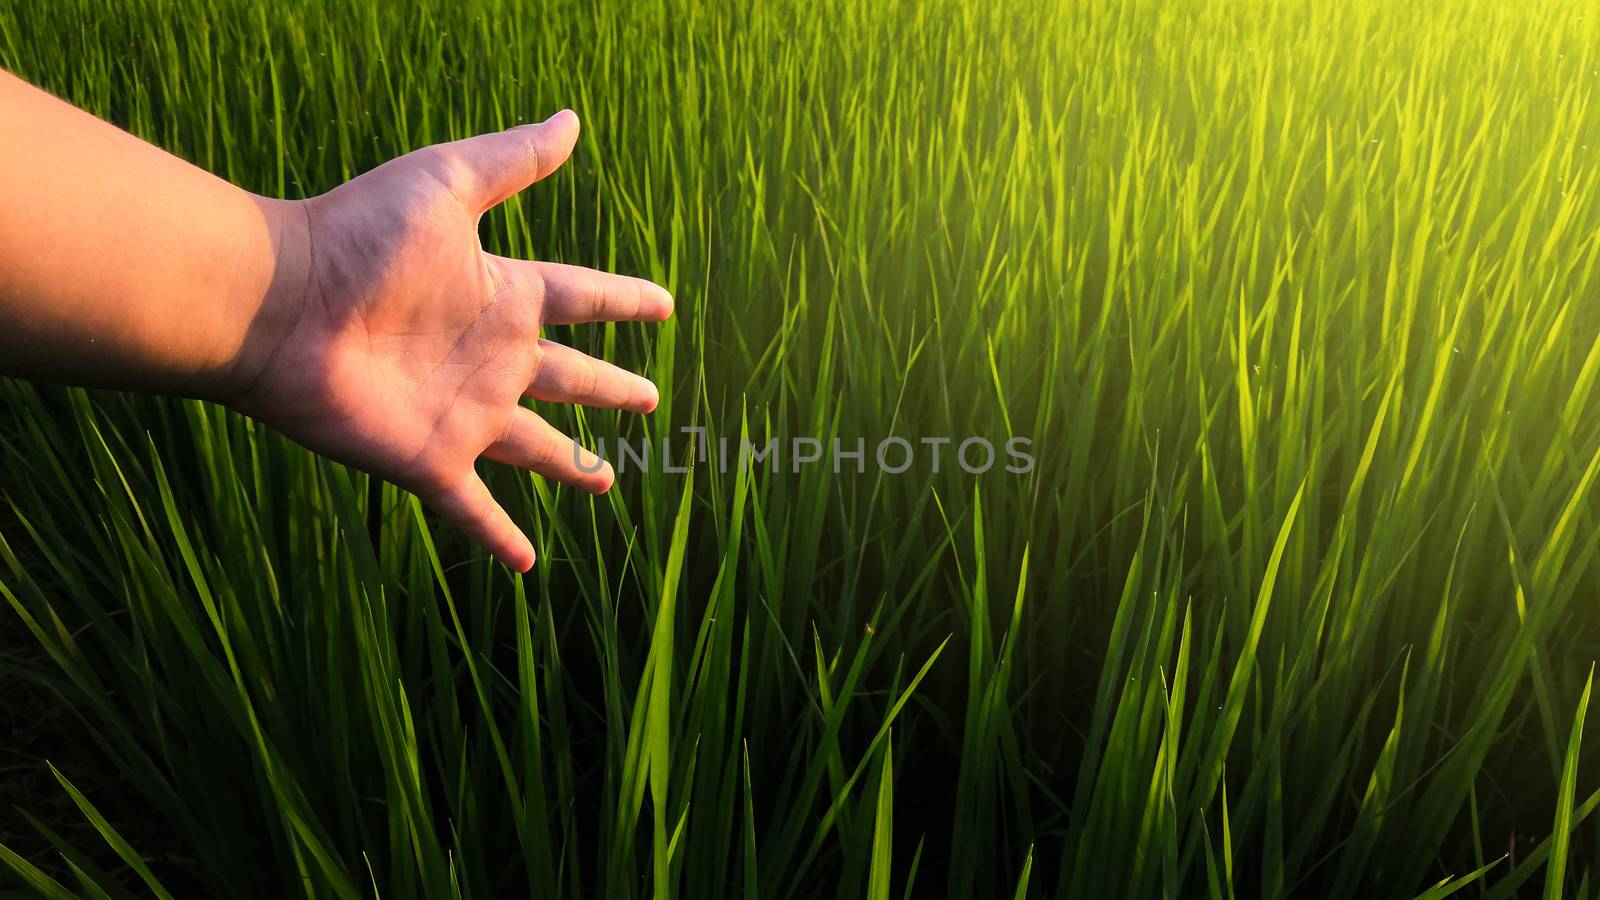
[3,0,1600,896]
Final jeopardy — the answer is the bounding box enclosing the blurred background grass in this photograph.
[3,0,1600,896]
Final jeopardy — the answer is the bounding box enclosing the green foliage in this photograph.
[3,0,1600,896]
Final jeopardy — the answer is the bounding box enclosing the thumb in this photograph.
[450,109,579,212]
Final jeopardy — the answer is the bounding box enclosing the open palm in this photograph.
[234,110,669,570]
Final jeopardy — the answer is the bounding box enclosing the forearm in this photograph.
[0,70,304,401]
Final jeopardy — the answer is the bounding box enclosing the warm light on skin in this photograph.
[0,71,672,571]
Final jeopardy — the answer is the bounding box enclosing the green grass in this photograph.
[2,0,1600,895]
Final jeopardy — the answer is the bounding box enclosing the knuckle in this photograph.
[584,273,606,318]
[530,431,559,470]
[507,129,546,183]
[424,147,476,197]
[579,359,601,399]
[526,271,549,308]
[522,134,546,180]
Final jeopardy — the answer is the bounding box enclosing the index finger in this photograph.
[520,260,675,325]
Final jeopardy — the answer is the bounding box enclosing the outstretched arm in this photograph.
[0,70,301,396]
[0,70,672,571]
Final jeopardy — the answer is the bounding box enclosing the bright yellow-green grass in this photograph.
[3,0,1600,896]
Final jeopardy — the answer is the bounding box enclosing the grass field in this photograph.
[3,0,1600,896]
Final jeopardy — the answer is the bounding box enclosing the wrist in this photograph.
[209,195,316,409]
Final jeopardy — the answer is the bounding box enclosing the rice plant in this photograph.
[2,0,1599,896]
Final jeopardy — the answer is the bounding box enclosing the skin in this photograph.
[0,70,671,571]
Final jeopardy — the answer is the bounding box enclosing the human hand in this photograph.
[228,111,670,571]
